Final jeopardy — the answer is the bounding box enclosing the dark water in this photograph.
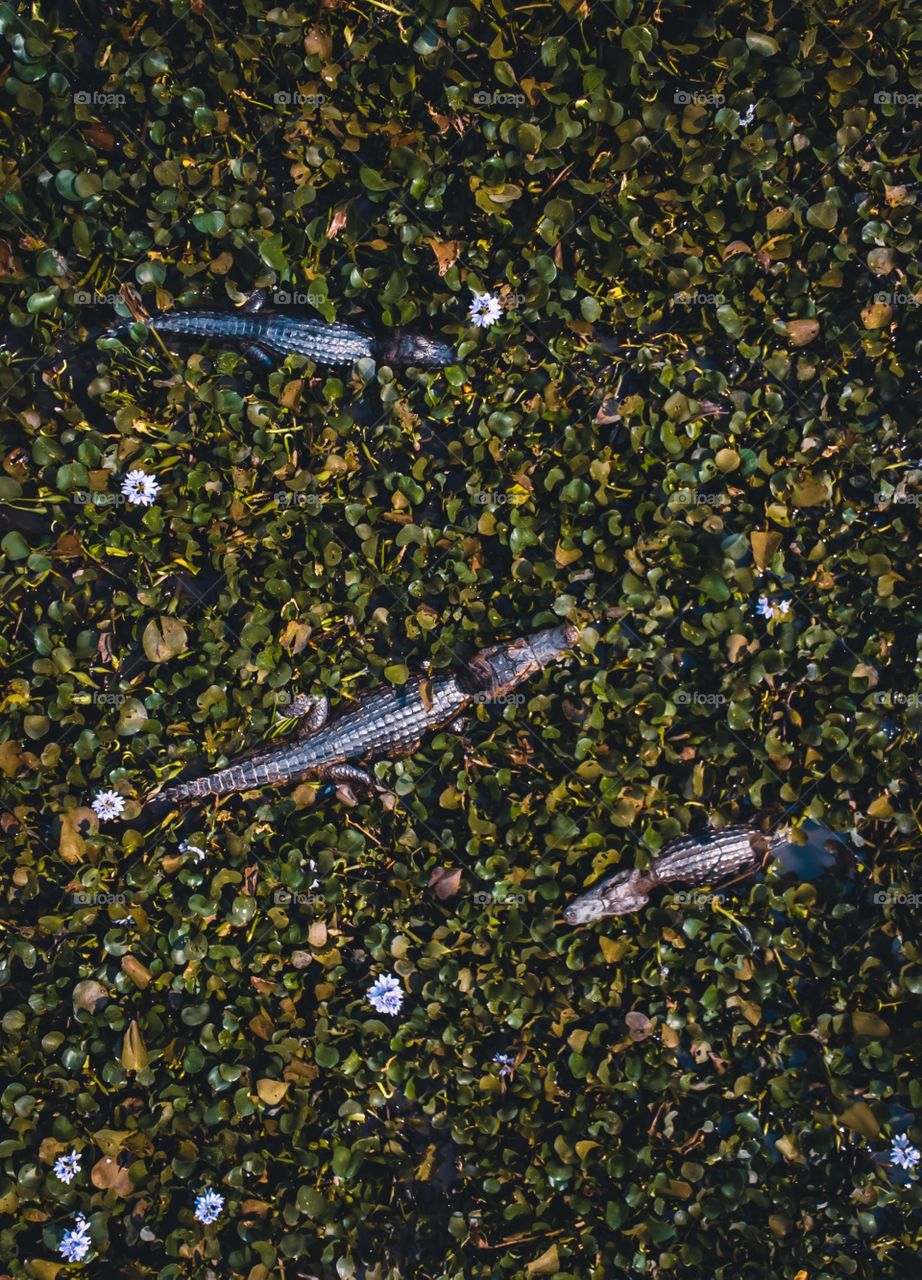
[776,821,856,880]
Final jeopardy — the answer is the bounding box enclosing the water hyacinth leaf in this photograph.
[142,616,188,662]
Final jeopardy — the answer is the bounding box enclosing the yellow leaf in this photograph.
[120,956,152,989]
[860,301,892,329]
[750,530,782,569]
[256,1078,289,1105]
[792,474,832,507]
[867,795,893,819]
[120,1020,149,1071]
[599,935,628,964]
[783,318,820,345]
[527,1244,559,1275]
[59,806,98,862]
[851,1011,890,1039]
[142,616,188,663]
[840,1101,879,1138]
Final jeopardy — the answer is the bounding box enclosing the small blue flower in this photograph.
[890,1135,920,1171]
[194,1188,225,1223]
[367,973,404,1015]
[468,292,503,328]
[756,595,790,621]
[493,1052,515,1078]
[59,1214,91,1263]
[53,1150,81,1184]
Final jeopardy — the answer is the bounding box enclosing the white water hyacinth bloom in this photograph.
[194,1188,225,1223]
[58,1214,92,1263]
[890,1135,920,1171]
[53,1151,81,1184]
[468,292,503,328]
[120,470,161,506]
[92,789,126,821]
[756,596,791,621]
[367,973,404,1015]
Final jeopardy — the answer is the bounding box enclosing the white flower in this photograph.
[92,789,126,821]
[180,840,206,862]
[194,1188,225,1223]
[53,1151,81,1184]
[59,1214,92,1263]
[739,104,756,126]
[120,470,161,506]
[890,1135,920,1171]
[493,1051,515,1078]
[756,596,790,621]
[367,973,404,1015]
[468,292,503,328]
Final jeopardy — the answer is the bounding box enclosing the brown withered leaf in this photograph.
[426,236,460,276]
[428,866,462,900]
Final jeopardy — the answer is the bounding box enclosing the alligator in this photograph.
[152,624,579,808]
[84,289,452,369]
[564,824,789,924]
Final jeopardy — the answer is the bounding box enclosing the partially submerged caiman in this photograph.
[103,288,453,369]
[152,624,579,808]
[564,825,789,924]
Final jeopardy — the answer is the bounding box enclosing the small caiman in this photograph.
[564,825,789,924]
[100,289,454,368]
[153,624,579,807]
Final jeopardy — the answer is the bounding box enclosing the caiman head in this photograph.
[564,867,655,925]
[379,330,455,366]
[463,624,580,700]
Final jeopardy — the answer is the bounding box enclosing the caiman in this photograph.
[152,624,579,807]
[564,825,789,924]
[102,288,454,369]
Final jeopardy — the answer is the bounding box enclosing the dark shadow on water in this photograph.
[776,820,856,882]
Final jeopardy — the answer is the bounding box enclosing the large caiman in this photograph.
[99,289,454,369]
[564,824,789,924]
[152,624,579,807]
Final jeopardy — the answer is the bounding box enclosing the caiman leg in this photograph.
[324,763,374,807]
[286,694,330,736]
[243,342,274,368]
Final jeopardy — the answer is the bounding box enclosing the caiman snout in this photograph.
[466,623,580,699]
[527,623,580,667]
